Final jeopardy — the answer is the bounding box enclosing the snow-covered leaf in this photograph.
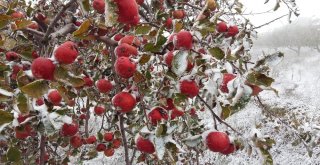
[182,135,202,147]
[0,110,13,126]
[20,79,49,98]
[172,50,188,76]
[154,137,166,160]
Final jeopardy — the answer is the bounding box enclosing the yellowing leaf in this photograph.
[0,110,13,126]
[20,80,49,98]
[73,19,91,36]
[15,19,32,30]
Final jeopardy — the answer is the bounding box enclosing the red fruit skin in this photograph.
[15,124,32,139]
[96,143,107,152]
[198,48,206,54]
[48,90,62,105]
[172,10,185,19]
[216,22,228,33]
[114,0,140,25]
[114,34,124,41]
[79,114,87,120]
[148,107,168,125]
[248,84,263,96]
[86,135,97,144]
[115,43,138,57]
[180,80,199,98]
[170,108,184,120]
[136,137,155,154]
[206,132,230,152]
[70,135,83,148]
[112,139,122,149]
[36,98,44,106]
[119,35,141,46]
[12,64,23,74]
[5,51,19,61]
[31,57,55,80]
[136,0,144,5]
[104,132,114,141]
[54,41,78,64]
[36,13,46,22]
[164,51,174,68]
[167,33,176,51]
[28,22,39,30]
[61,122,79,137]
[189,108,197,116]
[164,98,175,110]
[220,144,236,155]
[11,12,24,19]
[104,148,115,157]
[94,106,105,116]
[83,77,94,87]
[220,74,236,93]
[112,92,136,113]
[93,0,105,14]
[32,51,39,59]
[17,114,28,123]
[226,26,239,37]
[174,30,193,50]
[96,79,113,93]
[114,57,136,78]
[165,18,173,29]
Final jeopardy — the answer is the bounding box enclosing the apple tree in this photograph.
[0,0,300,164]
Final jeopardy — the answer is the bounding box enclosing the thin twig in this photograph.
[119,115,130,165]
[42,0,77,42]
[196,95,241,135]
[253,14,288,30]
[178,2,202,10]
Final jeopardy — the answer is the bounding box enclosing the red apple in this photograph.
[112,92,136,113]
[136,136,155,154]
[93,0,105,14]
[48,90,62,105]
[104,132,114,142]
[54,41,78,64]
[179,80,199,98]
[114,57,136,78]
[94,106,105,116]
[31,57,56,80]
[220,73,236,93]
[104,148,115,157]
[96,79,113,93]
[216,22,228,33]
[61,122,79,137]
[206,131,230,152]
[173,30,193,50]
[70,135,83,148]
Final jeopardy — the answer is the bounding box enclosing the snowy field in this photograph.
[77,48,320,165]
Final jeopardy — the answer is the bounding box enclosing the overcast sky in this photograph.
[240,0,320,32]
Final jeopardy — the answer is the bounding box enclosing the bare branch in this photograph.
[197,95,241,135]
[253,14,288,30]
[22,28,45,37]
[42,0,77,42]
[50,23,77,38]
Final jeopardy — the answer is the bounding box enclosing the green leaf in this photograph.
[209,47,225,60]
[155,124,167,137]
[143,43,161,52]
[221,105,231,120]
[17,93,29,114]
[173,93,187,106]
[54,66,85,87]
[0,110,14,126]
[55,108,69,115]
[97,132,103,141]
[73,19,91,36]
[139,54,151,65]
[80,0,90,12]
[15,19,33,29]
[0,14,12,29]
[135,25,152,35]
[174,21,183,33]
[259,147,273,165]
[7,147,21,162]
[247,71,274,87]
[14,44,33,60]
[20,80,49,98]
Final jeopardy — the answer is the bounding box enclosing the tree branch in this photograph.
[39,135,46,165]
[42,0,77,42]
[253,14,288,30]
[196,95,241,135]
[96,35,118,47]
[50,23,77,38]
[119,115,130,165]
[22,28,45,37]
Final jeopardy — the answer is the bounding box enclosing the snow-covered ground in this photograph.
[79,48,320,165]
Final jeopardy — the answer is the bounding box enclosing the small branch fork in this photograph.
[42,0,77,43]
[255,96,312,154]
[196,95,241,135]
[253,14,288,30]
